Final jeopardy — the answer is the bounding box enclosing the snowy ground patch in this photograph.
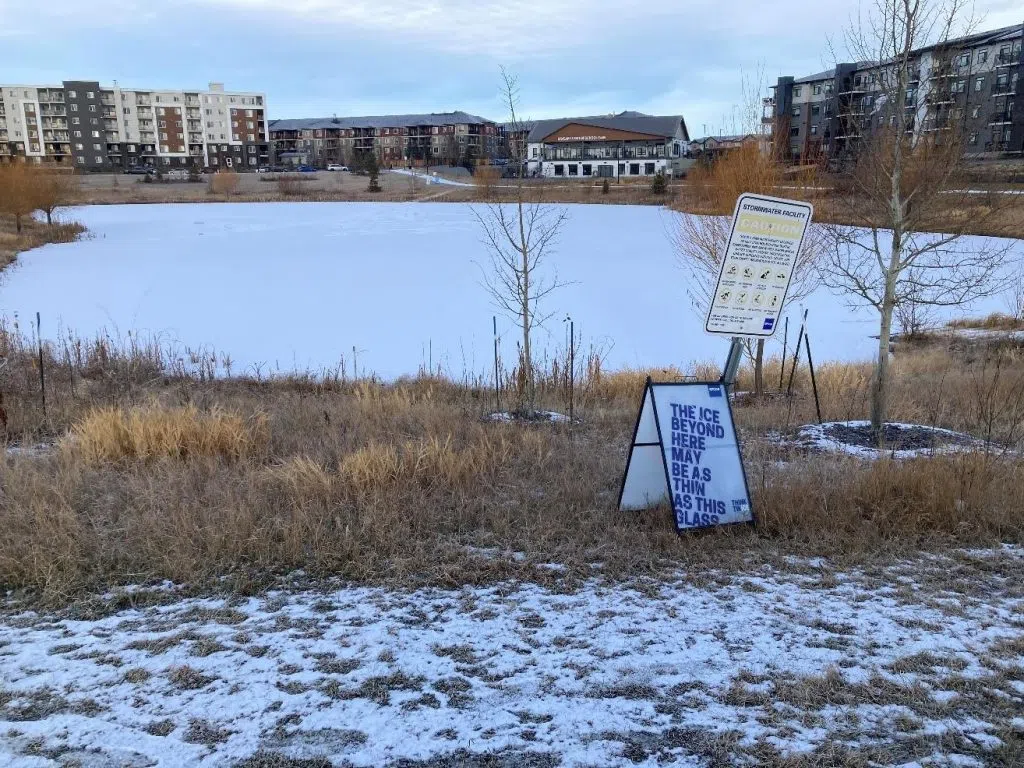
[785,421,1002,459]
[2,551,1022,766]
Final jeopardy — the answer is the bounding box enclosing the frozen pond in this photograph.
[2,203,1019,378]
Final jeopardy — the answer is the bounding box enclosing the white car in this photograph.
[327,164,349,172]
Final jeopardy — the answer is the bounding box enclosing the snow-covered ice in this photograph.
[3,203,1020,379]
[2,551,1022,766]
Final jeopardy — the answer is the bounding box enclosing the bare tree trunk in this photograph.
[46,209,52,226]
[754,339,765,396]
[15,213,21,233]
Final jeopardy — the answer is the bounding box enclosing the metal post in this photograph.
[786,308,809,396]
[569,319,575,423]
[493,316,501,413]
[805,334,823,424]
[779,315,789,391]
[720,336,744,386]
[36,312,46,423]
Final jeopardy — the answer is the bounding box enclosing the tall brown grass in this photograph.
[208,170,239,196]
[67,404,269,464]
[0,324,1022,601]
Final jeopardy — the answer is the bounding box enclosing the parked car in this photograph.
[123,166,155,175]
[327,164,349,172]
[255,167,272,173]
[296,165,317,173]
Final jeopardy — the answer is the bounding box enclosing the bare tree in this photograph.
[475,68,568,412]
[0,161,43,233]
[821,0,1014,437]
[34,169,77,226]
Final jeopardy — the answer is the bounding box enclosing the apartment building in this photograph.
[0,81,268,170]
[524,112,690,179]
[769,23,1023,164]
[268,112,498,167]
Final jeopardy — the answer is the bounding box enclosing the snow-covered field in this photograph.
[2,550,1022,767]
[3,203,1020,378]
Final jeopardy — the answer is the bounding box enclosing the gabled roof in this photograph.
[268,111,495,131]
[527,112,688,143]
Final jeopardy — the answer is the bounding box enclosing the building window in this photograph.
[979,50,988,63]
[953,79,966,93]
[629,163,640,175]
[211,156,219,165]
[958,53,970,67]
[617,163,625,175]
[811,104,820,116]
[645,162,655,175]
[793,86,802,97]
[975,77,984,91]
[969,132,978,144]
[73,131,81,138]
[88,105,96,112]
[91,130,99,138]
[71,104,78,112]
[813,84,822,95]
[86,91,94,99]
[93,143,101,150]
[128,144,135,152]
[790,126,800,137]
[824,82,833,94]
[72,118,80,125]
[582,164,592,176]
[159,121,167,128]
[792,105,801,116]
[531,147,538,158]
[810,125,818,135]
[74,143,83,150]
[972,106,980,118]
[568,164,577,176]
[76,156,85,164]
[95,155,102,163]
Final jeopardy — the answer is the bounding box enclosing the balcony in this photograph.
[984,140,1017,152]
[38,92,65,103]
[992,83,1016,96]
[995,50,1021,67]
[989,111,1014,124]
[40,106,66,117]
[107,146,122,155]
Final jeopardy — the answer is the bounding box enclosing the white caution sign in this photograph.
[705,193,813,338]
[619,380,753,532]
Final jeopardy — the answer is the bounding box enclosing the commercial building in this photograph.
[0,81,268,170]
[768,23,1023,164]
[688,133,768,160]
[268,112,498,167]
[524,112,689,179]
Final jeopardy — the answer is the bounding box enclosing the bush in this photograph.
[276,175,303,197]
[602,179,610,195]
[208,170,240,196]
[66,404,268,464]
[650,172,667,195]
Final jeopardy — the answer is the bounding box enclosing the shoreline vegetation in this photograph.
[0,323,1021,604]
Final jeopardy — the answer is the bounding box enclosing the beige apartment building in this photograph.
[0,80,268,170]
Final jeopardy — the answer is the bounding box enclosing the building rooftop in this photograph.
[527,112,688,143]
[268,111,495,131]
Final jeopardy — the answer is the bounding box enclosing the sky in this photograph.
[1,0,1021,137]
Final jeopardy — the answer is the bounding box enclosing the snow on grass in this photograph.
[5,203,1021,379]
[2,551,1022,766]
[790,421,999,459]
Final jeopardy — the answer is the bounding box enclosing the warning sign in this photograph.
[705,193,813,338]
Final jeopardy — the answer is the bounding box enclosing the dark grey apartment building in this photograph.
[268,112,498,167]
[767,23,1023,164]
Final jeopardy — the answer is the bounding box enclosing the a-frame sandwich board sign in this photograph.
[618,378,754,533]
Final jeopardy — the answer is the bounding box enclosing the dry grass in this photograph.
[0,215,85,270]
[948,312,1024,331]
[0,325,1022,601]
[207,171,240,196]
[67,404,269,464]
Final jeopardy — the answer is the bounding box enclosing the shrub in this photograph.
[66,404,268,464]
[208,170,239,196]
[601,179,610,195]
[650,172,667,195]
[276,175,303,197]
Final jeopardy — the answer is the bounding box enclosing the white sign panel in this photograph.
[705,193,813,338]
[619,381,753,532]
